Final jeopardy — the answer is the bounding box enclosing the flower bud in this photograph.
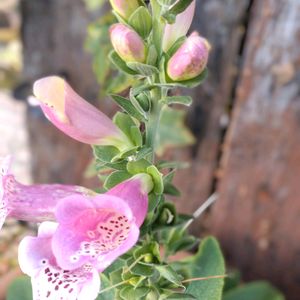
[110,24,146,63]
[167,32,211,81]
[33,76,128,147]
[162,0,196,52]
[109,0,140,20]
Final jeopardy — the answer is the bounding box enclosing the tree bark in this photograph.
[210,1,300,298]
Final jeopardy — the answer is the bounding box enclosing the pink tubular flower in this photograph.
[19,222,100,300]
[162,0,196,52]
[0,156,93,230]
[51,174,153,271]
[167,32,211,81]
[109,0,140,20]
[110,24,146,63]
[33,76,129,148]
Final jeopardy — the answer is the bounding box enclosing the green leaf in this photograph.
[96,274,116,300]
[130,126,143,147]
[129,7,152,38]
[166,36,186,58]
[127,159,151,175]
[164,183,181,196]
[93,145,120,163]
[7,276,33,300]
[167,0,193,16]
[120,286,150,299]
[186,237,225,300]
[147,165,164,194]
[223,282,285,300]
[111,94,145,121]
[127,62,159,76]
[146,45,158,66]
[156,265,183,287]
[136,146,153,160]
[106,72,137,94]
[104,170,132,190]
[173,69,208,88]
[164,96,193,106]
[130,93,149,118]
[156,106,195,155]
[109,51,138,75]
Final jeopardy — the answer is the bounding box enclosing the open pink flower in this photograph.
[33,76,129,148]
[162,0,196,52]
[0,156,93,230]
[19,222,100,300]
[52,174,153,271]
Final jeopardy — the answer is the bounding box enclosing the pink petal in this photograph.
[0,156,12,230]
[18,222,100,300]
[1,156,93,228]
[162,0,196,52]
[96,223,140,272]
[52,195,136,270]
[106,174,152,227]
[33,76,126,146]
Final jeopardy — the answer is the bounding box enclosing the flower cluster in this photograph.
[1,77,153,299]
[3,1,212,299]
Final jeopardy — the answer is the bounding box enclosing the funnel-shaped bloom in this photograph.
[110,24,146,63]
[19,222,100,300]
[33,76,128,147]
[162,0,196,52]
[109,0,140,20]
[52,174,153,271]
[167,32,211,81]
[0,156,93,230]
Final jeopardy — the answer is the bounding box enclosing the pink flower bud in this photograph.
[167,32,211,81]
[33,76,129,147]
[110,24,146,63]
[162,0,196,52]
[109,0,140,20]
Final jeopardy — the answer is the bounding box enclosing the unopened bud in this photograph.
[109,0,140,20]
[110,24,146,63]
[167,32,211,81]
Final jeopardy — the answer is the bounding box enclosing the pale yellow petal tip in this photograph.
[204,39,212,52]
[33,76,68,123]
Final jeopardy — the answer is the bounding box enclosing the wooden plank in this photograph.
[210,0,300,298]
[172,0,251,233]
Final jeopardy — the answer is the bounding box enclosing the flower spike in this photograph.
[19,222,100,300]
[0,156,94,230]
[33,76,129,148]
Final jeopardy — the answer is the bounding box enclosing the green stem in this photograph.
[146,87,163,162]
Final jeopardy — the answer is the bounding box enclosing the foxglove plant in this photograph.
[8,1,236,300]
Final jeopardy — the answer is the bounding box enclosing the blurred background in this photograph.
[0,0,299,299]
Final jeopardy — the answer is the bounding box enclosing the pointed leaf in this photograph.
[127,62,159,76]
[186,237,225,300]
[129,6,152,38]
[223,282,285,300]
[111,94,145,121]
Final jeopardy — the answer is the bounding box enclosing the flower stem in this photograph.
[182,274,228,283]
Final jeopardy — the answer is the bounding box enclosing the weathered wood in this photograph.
[210,0,300,298]
[20,0,102,184]
[173,0,251,233]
